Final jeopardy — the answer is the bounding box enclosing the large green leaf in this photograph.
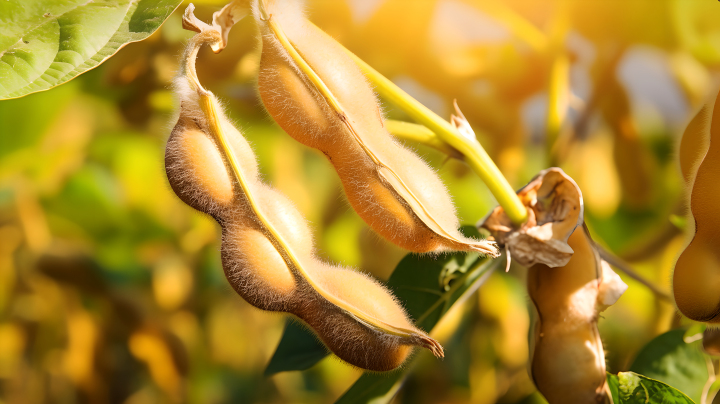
[607,372,695,404]
[629,329,709,403]
[0,0,181,100]
[335,228,501,404]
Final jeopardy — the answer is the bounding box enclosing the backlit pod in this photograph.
[528,227,625,404]
[253,0,498,256]
[674,89,720,323]
[164,5,442,371]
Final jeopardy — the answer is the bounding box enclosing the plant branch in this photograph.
[596,246,673,302]
[385,120,463,159]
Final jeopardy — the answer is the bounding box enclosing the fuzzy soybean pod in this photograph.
[164,5,442,372]
[528,226,626,404]
[253,0,497,256]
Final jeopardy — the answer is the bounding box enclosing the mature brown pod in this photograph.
[164,5,442,371]
[253,0,497,256]
[528,227,625,404]
[480,169,626,403]
[674,89,720,324]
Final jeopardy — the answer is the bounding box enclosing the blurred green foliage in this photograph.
[1,0,720,403]
[607,372,695,404]
[629,329,709,403]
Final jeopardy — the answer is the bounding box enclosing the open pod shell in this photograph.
[163,4,442,371]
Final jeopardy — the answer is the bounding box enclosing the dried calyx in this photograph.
[480,167,583,268]
[253,0,498,256]
[164,4,442,371]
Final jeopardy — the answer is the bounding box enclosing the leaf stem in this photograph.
[596,246,673,302]
[385,120,463,159]
[343,49,529,225]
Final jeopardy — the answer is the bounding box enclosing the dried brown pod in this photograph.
[480,168,625,403]
[528,226,626,404]
[164,5,442,371]
[479,167,583,268]
[674,89,720,324]
[253,0,497,256]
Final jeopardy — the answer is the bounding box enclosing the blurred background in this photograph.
[1,0,719,402]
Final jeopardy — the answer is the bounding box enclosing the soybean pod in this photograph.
[164,5,442,372]
[254,0,498,256]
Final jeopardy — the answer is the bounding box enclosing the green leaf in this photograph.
[264,226,500,395]
[629,329,709,403]
[607,372,695,404]
[335,227,501,404]
[608,372,621,404]
[0,0,182,100]
[264,319,328,376]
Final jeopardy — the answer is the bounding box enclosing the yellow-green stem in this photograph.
[346,52,528,225]
[385,120,462,159]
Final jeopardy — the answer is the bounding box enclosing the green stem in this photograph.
[347,52,528,225]
[385,120,462,159]
[596,246,672,302]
